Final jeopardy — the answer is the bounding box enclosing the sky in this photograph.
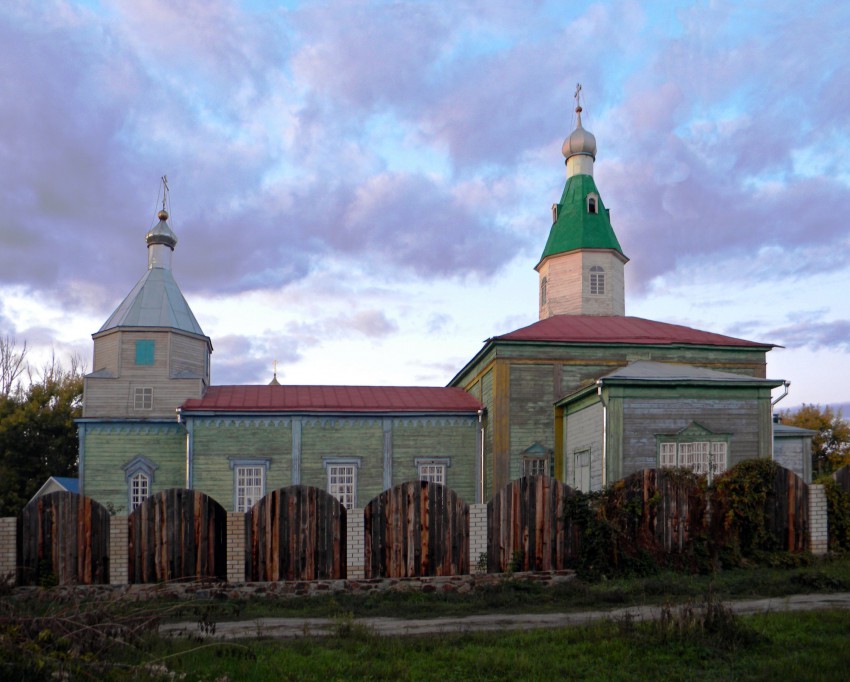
[1,0,849,413]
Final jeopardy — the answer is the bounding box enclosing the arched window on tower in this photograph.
[540,276,548,306]
[587,193,599,214]
[590,266,605,295]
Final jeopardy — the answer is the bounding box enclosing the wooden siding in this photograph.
[364,481,469,578]
[487,475,578,572]
[169,333,208,379]
[128,489,226,583]
[19,492,110,585]
[81,423,186,512]
[509,364,555,480]
[563,402,604,490]
[618,395,766,477]
[300,418,384,506]
[491,361,511,494]
[390,418,478,502]
[91,330,120,376]
[539,250,626,318]
[192,418,292,510]
[246,486,346,581]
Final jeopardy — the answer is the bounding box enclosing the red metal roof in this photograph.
[495,316,773,348]
[181,385,483,413]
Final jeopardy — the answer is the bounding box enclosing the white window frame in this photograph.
[587,192,599,214]
[122,455,158,513]
[523,457,548,477]
[589,266,605,295]
[129,472,150,511]
[228,458,270,512]
[659,441,728,478]
[415,457,450,485]
[134,386,153,410]
[323,457,361,510]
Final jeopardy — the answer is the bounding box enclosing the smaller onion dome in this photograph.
[561,106,597,161]
[145,209,178,249]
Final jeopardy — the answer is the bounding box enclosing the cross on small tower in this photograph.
[574,83,583,110]
[161,175,169,212]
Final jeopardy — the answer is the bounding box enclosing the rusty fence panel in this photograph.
[364,481,469,578]
[246,486,346,581]
[128,489,226,583]
[487,475,579,573]
[19,492,110,586]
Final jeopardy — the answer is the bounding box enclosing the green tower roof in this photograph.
[537,174,625,266]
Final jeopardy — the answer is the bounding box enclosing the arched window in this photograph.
[130,472,150,510]
[587,193,599,214]
[590,266,605,295]
[540,276,548,306]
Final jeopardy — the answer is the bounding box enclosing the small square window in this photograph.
[418,463,446,485]
[135,340,155,365]
[523,457,548,477]
[134,387,153,410]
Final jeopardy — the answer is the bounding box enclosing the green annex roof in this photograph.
[538,174,625,265]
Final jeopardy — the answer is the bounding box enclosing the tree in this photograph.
[0,335,28,398]
[0,357,84,517]
[779,404,850,477]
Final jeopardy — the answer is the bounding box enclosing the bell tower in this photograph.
[82,178,212,419]
[535,85,628,319]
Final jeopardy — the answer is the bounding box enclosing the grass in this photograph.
[3,556,850,680]
[131,609,850,681]
[142,554,850,623]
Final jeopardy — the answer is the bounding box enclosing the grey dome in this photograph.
[561,108,597,161]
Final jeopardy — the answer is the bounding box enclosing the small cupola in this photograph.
[146,177,178,270]
[561,84,597,179]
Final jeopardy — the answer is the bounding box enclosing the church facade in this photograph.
[78,102,793,514]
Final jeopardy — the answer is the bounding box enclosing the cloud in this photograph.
[212,333,303,385]
[288,310,398,344]
[764,319,850,352]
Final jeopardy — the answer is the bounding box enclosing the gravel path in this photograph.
[159,592,850,640]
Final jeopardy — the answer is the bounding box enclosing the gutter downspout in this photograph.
[477,408,485,504]
[770,381,791,461]
[177,408,194,489]
[596,380,608,488]
[772,381,790,407]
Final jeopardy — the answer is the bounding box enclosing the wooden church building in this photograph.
[78,100,792,514]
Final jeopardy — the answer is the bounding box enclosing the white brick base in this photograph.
[808,484,828,555]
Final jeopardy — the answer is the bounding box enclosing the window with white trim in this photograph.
[327,464,357,509]
[658,441,728,477]
[523,457,548,477]
[235,465,265,513]
[418,463,446,485]
[589,266,605,295]
[587,194,598,214]
[130,472,150,510]
[134,386,153,410]
[122,455,157,513]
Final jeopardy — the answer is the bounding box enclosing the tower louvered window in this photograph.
[590,266,605,295]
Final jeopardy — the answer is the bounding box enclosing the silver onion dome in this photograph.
[145,209,178,249]
[562,106,597,161]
